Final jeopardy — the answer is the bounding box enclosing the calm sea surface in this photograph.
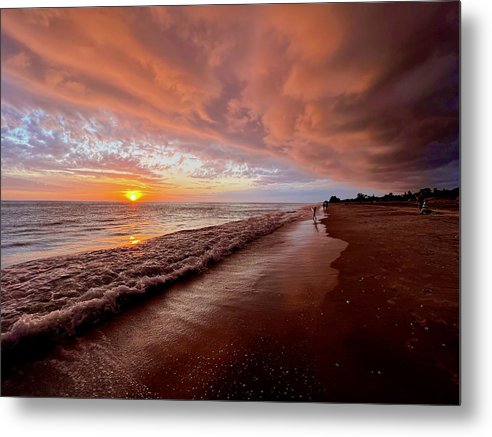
[0,201,303,268]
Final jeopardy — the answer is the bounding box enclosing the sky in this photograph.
[1,2,459,202]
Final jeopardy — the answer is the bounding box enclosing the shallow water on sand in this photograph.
[2,217,347,400]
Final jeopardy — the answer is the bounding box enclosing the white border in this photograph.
[1,0,491,436]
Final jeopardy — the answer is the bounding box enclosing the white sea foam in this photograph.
[1,209,305,349]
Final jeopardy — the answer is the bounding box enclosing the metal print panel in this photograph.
[1,1,460,404]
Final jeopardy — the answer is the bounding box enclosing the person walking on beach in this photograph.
[416,193,424,211]
[311,205,317,222]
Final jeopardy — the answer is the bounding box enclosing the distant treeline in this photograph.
[328,187,459,203]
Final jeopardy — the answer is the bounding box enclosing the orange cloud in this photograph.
[1,3,459,199]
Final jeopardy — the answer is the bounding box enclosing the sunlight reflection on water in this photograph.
[1,201,304,267]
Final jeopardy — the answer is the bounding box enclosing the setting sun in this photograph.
[125,190,143,202]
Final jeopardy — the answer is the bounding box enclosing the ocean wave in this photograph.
[1,241,35,249]
[6,224,85,236]
[43,219,81,227]
[1,209,306,352]
[6,219,81,229]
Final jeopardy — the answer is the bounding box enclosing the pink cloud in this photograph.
[1,2,459,196]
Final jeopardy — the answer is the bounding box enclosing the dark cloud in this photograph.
[1,3,459,200]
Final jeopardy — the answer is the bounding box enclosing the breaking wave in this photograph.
[1,209,305,351]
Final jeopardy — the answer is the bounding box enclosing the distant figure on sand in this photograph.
[420,200,432,215]
[311,206,317,222]
[416,193,424,211]
[322,200,329,211]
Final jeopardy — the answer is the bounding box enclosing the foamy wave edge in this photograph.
[1,209,306,351]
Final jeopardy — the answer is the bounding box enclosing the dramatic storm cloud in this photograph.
[1,2,459,201]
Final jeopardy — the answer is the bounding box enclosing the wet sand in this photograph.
[2,216,347,400]
[2,203,459,404]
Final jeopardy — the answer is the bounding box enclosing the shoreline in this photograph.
[1,209,303,356]
[316,202,459,403]
[1,202,459,403]
[0,202,305,268]
[2,217,346,399]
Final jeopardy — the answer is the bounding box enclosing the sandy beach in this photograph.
[1,202,459,404]
[317,201,459,403]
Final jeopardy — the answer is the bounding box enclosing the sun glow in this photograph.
[125,190,143,202]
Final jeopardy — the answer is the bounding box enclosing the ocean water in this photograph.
[2,218,347,399]
[1,201,304,268]
[1,201,307,350]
